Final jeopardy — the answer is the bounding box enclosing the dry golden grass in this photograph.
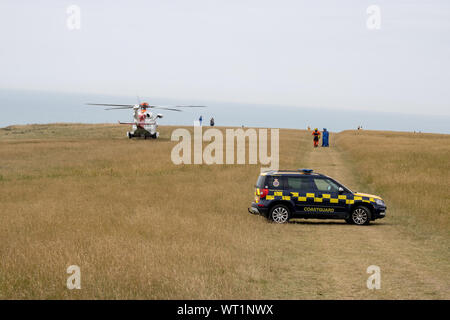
[296,135,449,300]
[0,124,448,299]
[0,124,302,299]
[335,130,450,235]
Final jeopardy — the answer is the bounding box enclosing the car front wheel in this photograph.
[269,205,290,224]
[349,206,371,225]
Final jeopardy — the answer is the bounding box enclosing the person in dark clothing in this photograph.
[210,117,215,126]
[322,128,329,147]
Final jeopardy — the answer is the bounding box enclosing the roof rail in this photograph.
[261,169,317,175]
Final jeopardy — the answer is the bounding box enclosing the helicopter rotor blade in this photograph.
[86,103,205,112]
[149,106,183,112]
[104,106,135,110]
[175,105,207,108]
[86,103,135,107]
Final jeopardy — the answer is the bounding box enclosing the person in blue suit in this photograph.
[322,128,329,147]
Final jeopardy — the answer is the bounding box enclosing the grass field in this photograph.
[336,130,450,234]
[0,124,448,299]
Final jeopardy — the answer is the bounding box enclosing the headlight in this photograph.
[375,199,385,206]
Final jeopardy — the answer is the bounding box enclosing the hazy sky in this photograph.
[1,0,449,116]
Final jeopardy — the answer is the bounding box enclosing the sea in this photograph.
[0,89,448,134]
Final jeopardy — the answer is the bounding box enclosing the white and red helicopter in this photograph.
[87,101,205,139]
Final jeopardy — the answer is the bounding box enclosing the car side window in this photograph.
[266,176,283,189]
[285,176,311,191]
[313,178,340,192]
[256,175,265,188]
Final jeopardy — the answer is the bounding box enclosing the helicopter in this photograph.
[86,101,206,139]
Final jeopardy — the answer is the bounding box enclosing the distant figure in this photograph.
[357,126,360,130]
[210,117,215,126]
[199,115,203,126]
[322,128,329,147]
[312,128,321,148]
[307,126,311,131]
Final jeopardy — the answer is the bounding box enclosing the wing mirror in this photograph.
[338,187,344,193]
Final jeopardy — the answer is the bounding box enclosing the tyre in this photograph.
[350,205,371,225]
[269,204,290,224]
[345,216,354,224]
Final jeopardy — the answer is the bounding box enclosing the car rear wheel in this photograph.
[350,206,371,225]
[269,205,290,224]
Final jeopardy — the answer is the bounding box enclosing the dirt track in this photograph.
[263,133,449,299]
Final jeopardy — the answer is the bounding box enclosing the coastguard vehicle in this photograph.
[248,169,386,225]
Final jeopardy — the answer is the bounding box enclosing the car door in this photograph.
[284,175,315,214]
[310,177,347,215]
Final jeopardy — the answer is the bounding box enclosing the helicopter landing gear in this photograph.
[126,130,159,139]
[144,133,158,139]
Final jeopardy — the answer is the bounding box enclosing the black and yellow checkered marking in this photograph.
[262,190,377,205]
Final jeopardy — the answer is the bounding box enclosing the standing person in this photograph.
[210,117,215,126]
[312,128,321,148]
[199,115,203,126]
[322,128,329,147]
